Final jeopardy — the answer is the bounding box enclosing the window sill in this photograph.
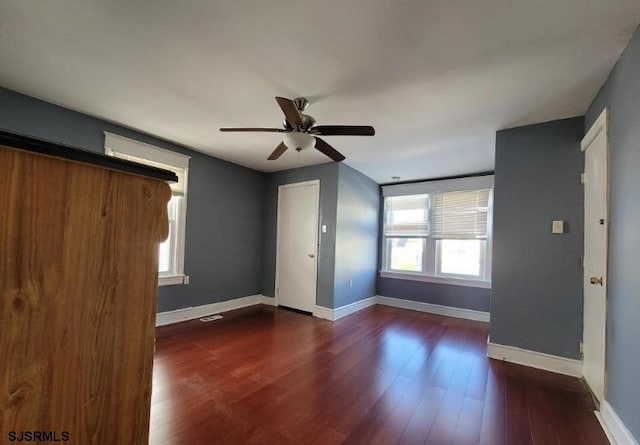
[379,271,491,289]
[158,274,186,286]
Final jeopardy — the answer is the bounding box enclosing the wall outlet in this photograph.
[184,275,190,285]
[322,224,327,233]
[348,279,353,287]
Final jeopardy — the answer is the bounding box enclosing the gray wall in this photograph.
[378,279,490,312]
[585,26,640,442]
[262,163,339,308]
[0,87,265,313]
[333,164,380,308]
[491,117,584,359]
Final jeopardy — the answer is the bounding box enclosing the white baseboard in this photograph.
[486,342,582,377]
[156,294,273,327]
[313,305,334,320]
[313,296,377,321]
[158,294,490,326]
[376,295,490,322]
[261,296,277,306]
[599,400,639,445]
[595,410,617,445]
[335,296,377,320]
[315,295,490,322]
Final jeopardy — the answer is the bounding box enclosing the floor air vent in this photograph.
[200,315,223,322]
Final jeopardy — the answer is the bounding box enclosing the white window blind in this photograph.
[384,194,430,237]
[431,189,490,239]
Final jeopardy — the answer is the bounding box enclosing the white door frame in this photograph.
[274,179,320,310]
[581,107,610,403]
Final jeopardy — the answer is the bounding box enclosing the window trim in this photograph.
[379,270,491,289]
[104,132,190,286]
[383,175,494,196]
[380,175,494,287]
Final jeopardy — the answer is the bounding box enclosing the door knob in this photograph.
[308,253,315,258]
[589,277,603,286]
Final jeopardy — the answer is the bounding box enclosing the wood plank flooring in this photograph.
[150,305,608,445]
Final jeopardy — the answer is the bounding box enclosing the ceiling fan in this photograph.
[220,97,375,162]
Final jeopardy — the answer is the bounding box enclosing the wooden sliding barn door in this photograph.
[0,145,171,444]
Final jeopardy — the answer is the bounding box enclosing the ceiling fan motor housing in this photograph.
[293,97,309,112]
[282,113,315,132]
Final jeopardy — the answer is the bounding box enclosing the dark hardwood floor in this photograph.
[150,305,608,445]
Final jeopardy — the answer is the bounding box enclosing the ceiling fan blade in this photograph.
[220,127,288,133]
[275,97,303,127]
[311,125,375,136]
[314,137,345,162]
[268,142,288,160]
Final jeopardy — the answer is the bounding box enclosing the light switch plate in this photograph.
[552,220,564,234]
[322,225,327,233]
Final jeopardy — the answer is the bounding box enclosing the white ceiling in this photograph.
[1,1,638,183]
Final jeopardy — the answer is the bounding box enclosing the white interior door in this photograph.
[581,108,609,404]
[275,180,319,313]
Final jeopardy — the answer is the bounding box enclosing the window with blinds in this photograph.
[384,194,430,237]
[383,194,430,272]
[381,177,493,284]
[431,189,490,239]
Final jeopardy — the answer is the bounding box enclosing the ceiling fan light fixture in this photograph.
[283,132,314,151]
